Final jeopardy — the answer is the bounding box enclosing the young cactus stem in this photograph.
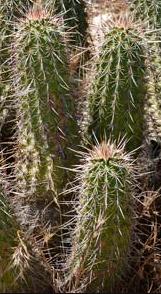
[48,0,88,46]
[61,140,134,293]
[140,45,161,189]
[144,51,161,149]
[83,14,145,152]
[7,9,79,285]
[130,0,161,29]
[0,189,19,292]
[11,5,78,229]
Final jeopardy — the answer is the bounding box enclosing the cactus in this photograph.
[50,0,88,46]
[0,188,55,292]
[130,0,161,28]
[0,0,33,68]
[83,14,145,152]
[0,189,20,292]
[10,4,78,230]
[0,158,54,292]
[61,141,134,293]
[0,0,33,18]
[0,1,160,293]
[0,0,33,84]
[139,45,161,189]
[0,0,33,137]
[144,51,161,149]
[130,0,161,183]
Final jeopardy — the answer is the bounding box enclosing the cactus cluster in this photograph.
[0,0,161,293]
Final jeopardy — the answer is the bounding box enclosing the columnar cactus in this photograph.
[0,188,55,292]
[0,0,33,84]
[83,14,145,152]
[52,0,88,46]
[0,0,33,135]
[1,0,33,16]
[61,141,134,293]
[130,0,161,28]
[144,51,161,149]
[139,47,161,189]
[0,189,19,292]
[11,5,78,229]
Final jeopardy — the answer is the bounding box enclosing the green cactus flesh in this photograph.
[13,6,78,200]
[62,141,133,293]
[84,23,145,152]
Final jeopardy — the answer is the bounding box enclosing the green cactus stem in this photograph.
[61,141,134,293]
[50,0,88,47]
[130,0,161,184]
[0,189,20,292]
[11,5,78,229]
[0,0,33,85]
[144,50,161,149]
[130,0,161,29]
[138,45,161,189]
[0,188,55,292]
[83,14,145,152]
[0,0,34,141]
[0,0,33,19]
